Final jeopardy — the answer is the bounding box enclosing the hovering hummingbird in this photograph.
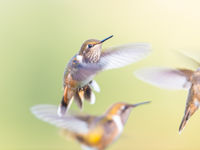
[134,54,200,133]
[31,101,150,150]
[59,35,151,116]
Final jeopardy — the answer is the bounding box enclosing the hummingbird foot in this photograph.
[74,90,84,110]
[83,85,96,104]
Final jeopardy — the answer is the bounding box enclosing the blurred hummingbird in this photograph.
[134,53,200,133]
[31,101,150,150]
[59,35,151,116]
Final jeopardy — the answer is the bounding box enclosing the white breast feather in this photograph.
[76,55,83,63]
[112,115,123,133]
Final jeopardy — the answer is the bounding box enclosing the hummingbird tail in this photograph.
[57,96,73,117]
[57,87,74,116]
[179,106,198,133]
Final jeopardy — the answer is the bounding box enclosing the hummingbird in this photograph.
[59,35,151,116]
[31,101,150,150]
[134,53,200,133]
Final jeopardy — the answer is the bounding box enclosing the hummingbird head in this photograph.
[79,35,113,63]
[105,101,151,125]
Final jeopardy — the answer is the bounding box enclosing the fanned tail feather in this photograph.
[179,109,191,133]
[58,81,98,116]
[58,87,74,117]
[179,105,198,133]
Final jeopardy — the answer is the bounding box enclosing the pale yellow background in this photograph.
[1,0,200,149]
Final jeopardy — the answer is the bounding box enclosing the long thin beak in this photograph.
[131,101,151,108]
[100,35,113,43]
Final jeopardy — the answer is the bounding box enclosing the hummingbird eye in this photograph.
[88,44,93,48]
[121,106,128,113]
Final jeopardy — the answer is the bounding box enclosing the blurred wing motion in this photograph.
[71,62,101,81]
[31,104,89,134]
[135,67,194,90]
[175,50,200,69]
[100,43,151,70]
[72,43,151,81]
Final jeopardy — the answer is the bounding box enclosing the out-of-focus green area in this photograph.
[1,0,200,149]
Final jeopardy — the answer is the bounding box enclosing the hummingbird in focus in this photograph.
[31,101,150,150]
[59,35,151,116]
[134,52,200,133]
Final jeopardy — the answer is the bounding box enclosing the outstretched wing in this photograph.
[71,43,151,81]
[176,50,200,68]
[31,104,89,134]
[99,43,151,70]
[134,67,194,90]
[71,63,101,81]
[64,54,101,82]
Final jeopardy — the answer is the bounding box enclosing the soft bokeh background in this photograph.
[1,0,200,149]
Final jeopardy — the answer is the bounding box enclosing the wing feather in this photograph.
[71,43,151,81]
[100,43,151,70]
[31,104,89,134]
[134,67,193,90]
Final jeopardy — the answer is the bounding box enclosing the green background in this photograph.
[1,0,200,149]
